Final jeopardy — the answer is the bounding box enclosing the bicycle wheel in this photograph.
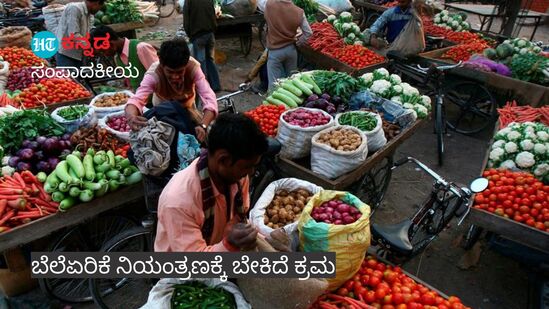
[349,156,393,214]
[158,0,175,18]
[435,102,444,166]
[250,169,276,207]
[445,81,496,135]
[90,226,151,309]
[38,215,138,303]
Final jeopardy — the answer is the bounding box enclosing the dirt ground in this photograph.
[3,5,549,309]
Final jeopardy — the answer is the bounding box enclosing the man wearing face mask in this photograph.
[125,38,217,142]
[154,113,269,252]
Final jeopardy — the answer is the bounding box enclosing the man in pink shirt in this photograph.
[155,114,269,252]
[90,26,158,91]
[125,39,217,142]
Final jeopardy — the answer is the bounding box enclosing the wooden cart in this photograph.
[276,119,424,211]
[216,13,266,56]
[352,0,388,29]
[298,44,388,77]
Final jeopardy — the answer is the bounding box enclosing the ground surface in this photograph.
[2,3,549,309]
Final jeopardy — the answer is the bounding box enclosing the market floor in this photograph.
[3,7,544,309]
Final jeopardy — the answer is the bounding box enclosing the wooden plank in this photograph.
[277,119,424,190]
[299,44,388,77]
[0,184,144,252]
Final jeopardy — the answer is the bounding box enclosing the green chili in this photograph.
[339,112,378,131]
[57,105,90,121]
[170,282,237,309]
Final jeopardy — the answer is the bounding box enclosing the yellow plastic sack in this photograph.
[298,190,371,291]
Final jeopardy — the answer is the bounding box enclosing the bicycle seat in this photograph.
[266,137,281,157]
[371,220,413,255]
[386,50,408,62]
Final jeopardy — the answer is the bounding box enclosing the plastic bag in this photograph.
[249,178,323,251]
[98,111,130,141]
[89,90,134,119]
[387,12,425,56]
[0,60,9,93]
[140,278,251,309]
[176,133,200,171]
[51,105,97,134]
[315,0,353,14]
[379,98,417,127]
[298,190,371,291]
[276,108,335,160]
[348,91,377,111]
[336,111,387,152]
[42,4,65,33]
[310,126,368,179]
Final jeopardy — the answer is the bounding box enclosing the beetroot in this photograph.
[283,108,331,128]
[107,115,131,132]
[312,199,362,225]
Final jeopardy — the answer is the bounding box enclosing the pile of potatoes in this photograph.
[316,128,362,152]
[264,188,312,229]
[94,92,130,107]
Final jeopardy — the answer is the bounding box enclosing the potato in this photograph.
[296,200,305,209]
[273,224,279,229]
[271,214,279,224]
[264,216,269,224]
[293,206,301,213]
[286,196,295,205]
[278,189,289,197]
[267,222,274,228]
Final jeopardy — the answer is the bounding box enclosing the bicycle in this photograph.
[88,86,281,309]
[371,156,488,264]
[388,51,497,166]
[148,0,175,21]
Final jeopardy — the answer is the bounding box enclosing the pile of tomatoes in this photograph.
[14,78,92,108]
[319,256,470,309]
[474,169,549,232]
[0,47,45,70]
[244,104,286,136]
[331,45,386,69]
[115,144,130,158]
[441,42,490,62]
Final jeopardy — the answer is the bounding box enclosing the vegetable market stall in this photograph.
[215,13,266,56]
[108,20,158,39]
[352,0,388,29]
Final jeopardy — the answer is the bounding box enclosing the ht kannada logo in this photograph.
[31,31,59,59]
[31,31,111,59]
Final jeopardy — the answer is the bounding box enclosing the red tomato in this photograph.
[420,292,436,305]
[365,290,377,303]
[337,287,349,296]
[344,280,355,291]
[369,276,381,288]
[392,293,405,305]
[375,287,388,300]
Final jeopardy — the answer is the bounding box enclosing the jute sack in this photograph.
[0,27,32,49]
[42,4,66,33]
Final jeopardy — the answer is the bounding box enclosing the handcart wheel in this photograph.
[350,155,393,214]
[38,215,138,303]
[240,35,252,56]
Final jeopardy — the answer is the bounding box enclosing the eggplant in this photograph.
[48,157,61,169]
[28,141,39,151]
[317,99,329,109]
[36,161,51,173]
[307,94,319,102]
[304,101,316,108]
[34,150,45,161]
[21,139,32,149]
[36,136,47,145]
[62,133,71,141]
[16,161,31,172]
[19,148,34,161]
[43,138,60,155]
[321,93,331,100]
[8,156,19,168]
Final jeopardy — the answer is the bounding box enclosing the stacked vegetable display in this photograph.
[332,45,385,69]
[303,93,340,115]
[0,47,45,70]
[245,105,286,137]
[441,41,490,62]
[13,79,91,108]
[338,112,378,132]
[293,0,319,23]
[475,169,548,232]
[263,188,312,229]
[316,128,363,152]
[282,108,331,128]
[0,171,59,233]
[326,12,364,45]
[497,101,549,128]
[70,126,129,155]
[433,10,470,32]
[265,73,321,109]
[308,22,345,55]
[311,199,362,225]
[44,148,142,211]
[93,92,130,108]
[488,122,548,181]
[360,68,432,118]
[94,0,142,25]
[312,256,471,308]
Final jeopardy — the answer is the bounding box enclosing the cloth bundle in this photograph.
[129,117,175,176]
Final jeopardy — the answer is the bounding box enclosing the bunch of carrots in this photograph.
[308,23,345,55]
[0,171,58,233]
[498,100,549,129]
[310,294,375,309]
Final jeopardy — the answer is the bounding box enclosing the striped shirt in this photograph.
[55,2,93,61]
[370,6,413,43]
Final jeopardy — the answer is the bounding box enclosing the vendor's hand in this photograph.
[195,126,206,142]
[227,223,258,251]
[127,115,148,131]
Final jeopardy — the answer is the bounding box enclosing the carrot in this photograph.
[0,194,27,200]
[0,188,24,195]
[13,173,26,188]
[0,199,6,216]
[1,176,22,188]
[7,198,26,210]
[0,209,16,226]
[0,226,10,233]
[10,213,44,220]
[35,184,51,202]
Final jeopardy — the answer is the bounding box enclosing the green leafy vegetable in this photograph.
[293,0,319,22]
[58,105,90,121]
[0,109,65,153]
[312,70,365,102]
[338,112,377,131]
[510,53,549,86]
[171,281,236,309]
[104,0,143,24]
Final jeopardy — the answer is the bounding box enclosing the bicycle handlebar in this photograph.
[216,82,258,102]
[417,61,463,73]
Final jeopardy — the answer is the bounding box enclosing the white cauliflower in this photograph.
[507,130,522,141]
[499,160,517,170]
[520,139,535,151]
[504,142,519,153]
[537,130,548,142]
[414,105,429,118]
[434,16,441,23]
[392,85,403,95]
[361,72,374,83]
[534,163,549,177]
[442,15,449,22]
[534,143,547,155]
[389,74,402,85]
[525,131,538,141]
[489,148,505,162]
[403,85,420,96]
[370,80,392,96]
[441,10,449,16]
[403,103,415,109]
[515,151,536,168]
[492,140,506,149]
[421,95,431,108]
[391,96,402,103]
[373,68,390,80]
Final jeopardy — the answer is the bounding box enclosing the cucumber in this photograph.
[277,88,302,105]
[292,79,313,96]
[281,82,303,97]
[54,161,73,184]
[272,91,299,108]
[296,76,313,89]
[66,154,85,179]
[59,197,76,212]
[83,154,95,181]
[300,74,322,94]
[266,96,288,107]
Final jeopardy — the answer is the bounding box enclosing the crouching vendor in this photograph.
[363,0,425,55]
[154,114,269,252]
[124,38,217,143]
